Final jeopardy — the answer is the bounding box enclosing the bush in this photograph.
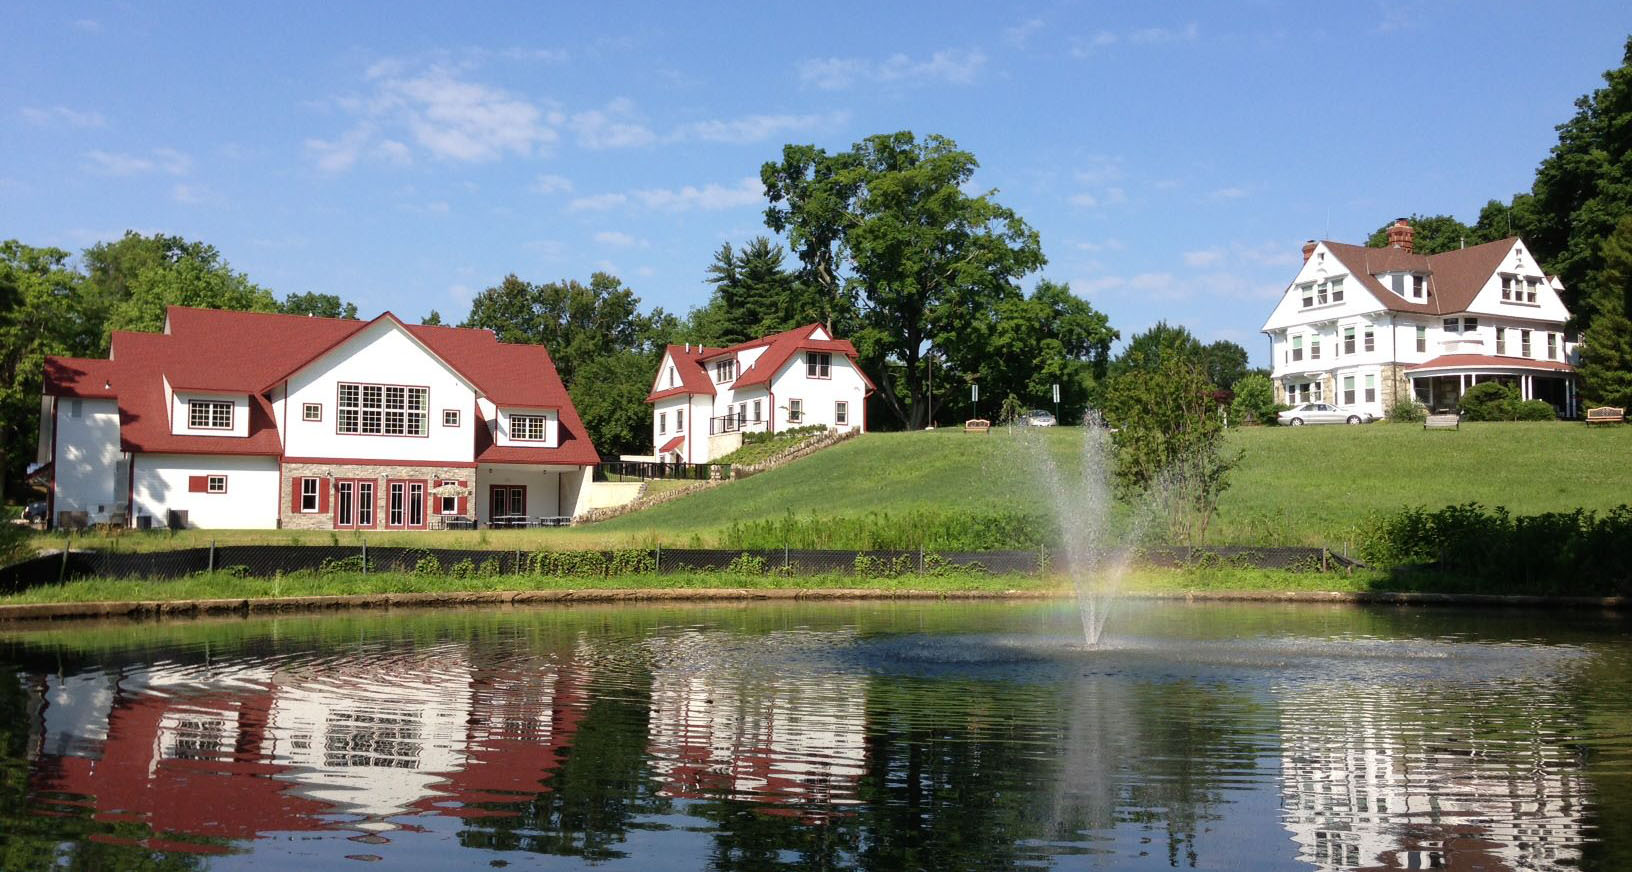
[725,552,769,575]
[1228,373,1281,425]
[1514,399,1557,421]
[1386,399,1427,423]
[1458,382,1520,421]
[717,509,1045,551]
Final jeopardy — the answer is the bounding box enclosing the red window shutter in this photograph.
[318,478,330,514]
[188,475,207,493]
[291,478,303,513]
[456,479,468,515]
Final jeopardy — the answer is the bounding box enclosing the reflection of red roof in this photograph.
[42,306,596,463]
[658,435,684,453]
[1405,354,1574,373]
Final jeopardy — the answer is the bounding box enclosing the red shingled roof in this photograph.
[658,435,684,453]
[733,326,870,390]
[646,344,715,402]
[42,306,597,464]
[1405,354,1574,373]
[646,325,874,402]
[1321,238,1518,316]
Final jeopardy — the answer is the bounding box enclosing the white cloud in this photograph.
[524,239,565,258]
[83,147,190,176]
[171,183,217,205]
[1130,23,1199,44]
[798,48,986,90]
[1209,186,1248,200]
[568,98,656,149]
[375,139,412,165]
[1069,186,1126,209]
[1074,156,1125,186]
[1072,23,1197,56]
[671,111,846,144]
[570,177,764,213]
[1184,248,1224,267]
[71,18,99,31]
[593,230,646,248]
[635,266,657,278]
[1074,239,1126,253]
[531,173,573,194]
[1004,18,1045,49]
[20,105,106,128]
[1069,192,1100,208]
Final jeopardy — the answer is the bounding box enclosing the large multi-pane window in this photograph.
[714,359,736,382]
[512,414,550,441]
[806,352,831,378]
[337,383,427,435]
[188,399,232,429]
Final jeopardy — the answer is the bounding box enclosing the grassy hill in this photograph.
[595,421,1632,547]
[44,421,1632,553]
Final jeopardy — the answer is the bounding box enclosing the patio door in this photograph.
[334,479,376,529]
[490,485,526,520]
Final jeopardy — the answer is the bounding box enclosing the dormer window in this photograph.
[1501,275,1540,304]
[188,399,232,430]
[714,359,736,382]
[806,352,832,378]
[1298,278,1344,309]
[1412,275,1426,300]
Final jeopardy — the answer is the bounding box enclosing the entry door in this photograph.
[490,485,525,520]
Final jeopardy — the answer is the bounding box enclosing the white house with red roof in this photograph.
[645,323,873,463]
[1261,220,1579,419]
[39,306,600,529]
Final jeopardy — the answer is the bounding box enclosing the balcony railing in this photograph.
[709,415,768,436]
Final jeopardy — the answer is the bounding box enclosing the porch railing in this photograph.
[708,414,768,436]
[594,460,726,482]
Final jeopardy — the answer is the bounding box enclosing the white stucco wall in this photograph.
[768,353,867,432]
[277,321,477,462]
[493,407,558,447]
[53,398,123,523]
[474,466,564,523]
[131,453,280,529]
[169,391,250,438]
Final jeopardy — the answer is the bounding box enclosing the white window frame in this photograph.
[1520,329,1532,357]
[788,398,803,423]
[206,475,227,494]
[1364,374,1376,404]
[1496,327,1507,355]
[836,401,848,425]
[512,414,550,441]
[676,408,685,431]
[302,402,322,422]
[300,477,319,513]
[1416,325,1427,353]
[714,359,736,382]
[337,382,427,436]
[188,399,233,430]
[806,352,832,379]
[658,412,666,434]
[442,409,460,427]
[1363,329,1375,353]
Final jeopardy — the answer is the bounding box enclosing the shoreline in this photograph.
[0,587,1623,624]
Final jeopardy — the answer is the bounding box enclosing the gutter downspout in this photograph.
[47,397,57,530]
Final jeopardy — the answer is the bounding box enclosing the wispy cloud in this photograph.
[1069,187,1126,209]
[798,48,986,90]
[569,177,764,213]
[83,148,190,176]
[593,230,646,248]
[21,105,106,128]
[1004,18,1045,49]
[1072,22,1198,56]
[671,111,847,144]
[1208,186,1248,200]
[569,98,656,149]
[171,183,218,205]
[531,173,573,194]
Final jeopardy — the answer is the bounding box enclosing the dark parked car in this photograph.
[22,501,46,524]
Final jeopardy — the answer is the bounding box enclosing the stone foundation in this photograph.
[279,462,474,529]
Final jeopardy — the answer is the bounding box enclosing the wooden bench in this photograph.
[963,418,991,434]
[1586,406,1626,425]
[1424,413,1460,430]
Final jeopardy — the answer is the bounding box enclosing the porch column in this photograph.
[1522,374,1532,400]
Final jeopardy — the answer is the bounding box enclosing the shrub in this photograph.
[448,558,477,578]
[319,555,373,575]
[725,552,769,575]
[1514,399,1557,421]
[1386,399,1427,423]
[411,554,442,576]
[1458,382,1520,421]
[717,509,1045,551]
[1228,373,1281,425]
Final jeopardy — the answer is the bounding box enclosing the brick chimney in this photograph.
[1302,240,1318,262]
[1386,218,1414,253]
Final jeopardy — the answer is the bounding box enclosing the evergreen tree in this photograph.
[1581,216,1632,408]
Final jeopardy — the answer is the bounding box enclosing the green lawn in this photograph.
[23,421,1632,554]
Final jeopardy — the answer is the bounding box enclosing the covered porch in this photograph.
[470,463,594,528]
[1406,355,1577,417]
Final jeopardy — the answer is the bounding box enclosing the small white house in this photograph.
[645,324,874,463]
[40,306,601,530]
[1262,220,1579,418]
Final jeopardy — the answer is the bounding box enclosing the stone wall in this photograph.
[279,462,474,529]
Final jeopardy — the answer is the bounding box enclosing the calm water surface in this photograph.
[0,601,1628,871]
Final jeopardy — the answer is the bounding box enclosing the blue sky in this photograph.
[4,2,1629,366]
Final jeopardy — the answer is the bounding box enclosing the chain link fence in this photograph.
[0,543,1350,594]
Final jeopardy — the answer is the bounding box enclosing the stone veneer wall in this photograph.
[1379,364,1414,410]
[279,462,475,529]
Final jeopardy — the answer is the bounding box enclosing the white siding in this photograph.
[53,398,123,523]
[169,391,250,438]
[278,320,477,463]
[768,352,867,433]
[131,453,280,529]
[493,408,559,448]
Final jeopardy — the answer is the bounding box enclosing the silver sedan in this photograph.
[1277,402,1375,426]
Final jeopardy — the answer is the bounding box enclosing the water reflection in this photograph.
[0,603,1625,871]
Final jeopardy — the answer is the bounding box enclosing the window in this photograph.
[207,475,226,494]
[1501,275,1514,301]
[676,409,684,431]
[1300,283,1314,308]
[300,477,319,512]
[337,383,426,436]
[188,399,233,430]
[1463,318,1478,331]
[836,401,848,425]
[1330,278,1344,303]
[752,399,761,421]
[1443,318,1461,334]
[714,359,736,382]
[1526,278,1539,303]
[1363,328,1375,353]
[388,482,404,527]
[357,481,374,527]
[1343,327,1355,355]
[1364,374,1376,404]
[668,366,676,388]
[658,412,667,434]
[68,399,82,418]
[1520,329,1532,357]
[512,414,550,441]
[806,352,832,378]
[788,398,803,423]
[1390,274,1405,296]
[1343,376,1355,406]
[442,409,460,427]
[1412,275,1426,299]
[1310,339,1321,360]
[1416,326,1427,353]
[1496,327,1507,355]
[408,482,424,527]
[1312,380,1324,402]
[1503,275,1540,303]
[1547,333,1558,360]
[303,403,322,422]
[437,479,458,515]
[1291,335,1303,362]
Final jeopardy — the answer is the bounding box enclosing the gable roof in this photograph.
[645,325,874,402]
[43,306,595,462]
[732,326,868,390]
[646,345,715,402]
[1320,238,1518,316]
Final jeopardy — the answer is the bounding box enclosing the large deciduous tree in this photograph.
[1580,215,1632,408]
[280,292,359,320]
[0,242,89,499]
[977,280,1116,426]
[1364,214,1479,255]
[762,132,1046,429]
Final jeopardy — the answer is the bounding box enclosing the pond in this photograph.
[0,600,1628,871]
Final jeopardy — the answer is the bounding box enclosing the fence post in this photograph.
[655,543,661,574]
[361,539,368,574]
[784,545,789,571]
[208,539,216,573]
[59,532,70,583]
[918,546,924,574]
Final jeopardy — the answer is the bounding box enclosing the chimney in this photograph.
[1302,240,1318,263]
[1386,218,1414,253]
